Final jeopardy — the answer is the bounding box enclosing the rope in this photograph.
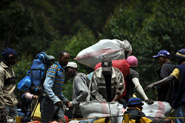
[57,114,185,122]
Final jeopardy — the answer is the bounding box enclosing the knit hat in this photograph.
[66,62,78,69]
[176,49,185,59]
[101,57,112,72]
[127,97,144,107]
[1,47,17,59]
[127,56,138,67]
[153,50,170,58]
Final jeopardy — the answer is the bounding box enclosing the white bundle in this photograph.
[75,39,132,68]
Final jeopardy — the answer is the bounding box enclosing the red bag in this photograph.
[95,59,130,78]
[95,59,130,99]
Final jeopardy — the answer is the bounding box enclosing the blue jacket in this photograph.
[172,63,185,108]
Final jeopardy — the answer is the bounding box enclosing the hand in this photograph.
[145,83,155,91]
[32,95,38,100]
[55,101,62,107]
[68,102,71,108]
[145,99,154,104]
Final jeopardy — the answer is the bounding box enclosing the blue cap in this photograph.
[1,47,17,59]
[176,49,185,59]
[127,97,144,107]
[153,50,170,58]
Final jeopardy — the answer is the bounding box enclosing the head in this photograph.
[153,50,171,66]
[127,55,138,68]
[101,57,112,76]
[1,47,17,66]
[127,97,144,110]
[58,50,70,67]
[65,62,78,78]
[175,49,185,64]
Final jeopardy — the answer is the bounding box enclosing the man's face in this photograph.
[6,56,17,65]
[157,56,166,66]
[66,67,76,78]
[59,52,70,67]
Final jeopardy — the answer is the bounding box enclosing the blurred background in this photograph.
[0,0,185,101]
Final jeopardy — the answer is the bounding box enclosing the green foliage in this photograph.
[102,0,185,98]
[62,28,96,100]
[13,55,32,100]
[1,0,185,102]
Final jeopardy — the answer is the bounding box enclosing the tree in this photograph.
[101,0,185,99]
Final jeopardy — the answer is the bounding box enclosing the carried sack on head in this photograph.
[75,39,132,68]
[17,52,55,95]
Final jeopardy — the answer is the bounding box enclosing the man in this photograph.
[91,57,125,102]
[124,56,153,106]
[123,97,152,123]
[152,50,175,103]
[65,62,90,118]
[145,49,185,123]
[40,50,70,123]
[0,47,18,122]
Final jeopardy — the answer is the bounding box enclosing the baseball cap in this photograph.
[36,52,55,61]
[127,56,138,67]
[66,62,78,69]
[101,57,112,72]
[127,97,144,107]
[176,49,185,59]
[153,50,170,58]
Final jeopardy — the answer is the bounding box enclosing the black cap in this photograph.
[101,57,112,72]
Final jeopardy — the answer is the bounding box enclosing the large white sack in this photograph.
[142,101,171,119]
[79,101,121,118]
[75,39,132,68]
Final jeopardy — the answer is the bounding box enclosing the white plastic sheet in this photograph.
[142,101,171,120]
[75,39,132,68]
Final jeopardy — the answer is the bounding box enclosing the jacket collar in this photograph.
[96,67,117,79]
[0,61,9,69]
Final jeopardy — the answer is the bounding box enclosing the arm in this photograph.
[145,75,176,91]
[0,71,5,113]
[43,76,61,104]
[113,71,125,101]
[70,76,89,107]
[132,78,148,100]
[24,92,38,100]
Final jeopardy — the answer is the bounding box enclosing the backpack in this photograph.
[17,51,55,95]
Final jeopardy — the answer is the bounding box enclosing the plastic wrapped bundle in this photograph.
[75,39,132,68]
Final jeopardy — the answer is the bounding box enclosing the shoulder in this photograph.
[113,67,122,73]
[130,68,138,75]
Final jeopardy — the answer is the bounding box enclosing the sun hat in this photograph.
[66,62,78,69]
[127,56,138,67]
[153,50,170,58]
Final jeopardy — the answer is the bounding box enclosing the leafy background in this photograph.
[0,0,185,101]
